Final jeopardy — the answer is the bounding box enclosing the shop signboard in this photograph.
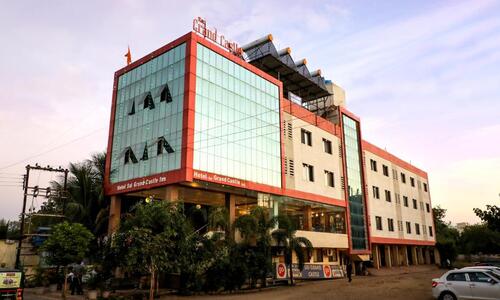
[0,271,22,289]
[275,263,344,280]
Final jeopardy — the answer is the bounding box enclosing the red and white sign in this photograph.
[193,17,241,56]
[276,263,287,279]
[193,170,247,188]
[323,265,331,278]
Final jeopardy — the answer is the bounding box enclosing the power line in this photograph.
[0,127,106,171]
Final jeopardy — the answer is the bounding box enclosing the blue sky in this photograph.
[0,0,499,223]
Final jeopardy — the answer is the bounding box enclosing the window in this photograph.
[287,123,293,139]
[301,129,312,146]
[372,186,380,199]
[429,226,433,237]
[370,159,378,172]
[420,201,424,211]
[395,193,400,204]
[417,180,421,190]
[127,99,135,115]
[410,177,415,187]
[403,196,409,207]
[160,84,173,102]
[423,225,427,235]
[385,190,391,202]
[383,165,389,176]
[324,170,334,187]
[375,216,383,230]
[401,172,406,183]
[392,169,398,180]
[388,218,394,232]
[446,273,466,282]
[423,183,428,192]
[412,198,417,209]
[314,249,323,262]
[124,147,138,164]
[426,203,430,213]
[397,220,403,231]
[468,272,492,283]
[302,163,314,182]
[406,221,411,234]
[289,159,295,176]
[415,223,420,235]
[141,143,148,161]
[323,138,332,154]
[143,92,155,109]
[157,137,175,155]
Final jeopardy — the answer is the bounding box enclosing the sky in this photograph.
[0,0,499,224]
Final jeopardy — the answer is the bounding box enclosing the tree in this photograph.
[459,224,500,255]
[41,221,94,299]
[115,200,190,300]
[51,152,110,236]
[433,205,460,266]
[233,206,277,287]
[271,215,313,285]
[473,205,500,232]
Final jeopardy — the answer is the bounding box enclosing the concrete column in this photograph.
[373,244,380,269]
[385,245,392,268]
[225,193,235,225]
[403,246,409,266]
[412,246,419,265]
[434,248,441,266]
[425,248,431,264]
[394,246,400,266]
[108,195,121,235]
[305,206,312,231]
[164,185,179,201]
[419,247,425,264]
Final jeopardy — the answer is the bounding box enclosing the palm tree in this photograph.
[51,152,109,236]
[271,215,313,285]
[233,206,277,287]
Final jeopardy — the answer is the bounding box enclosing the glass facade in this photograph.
[193,44,281,187]
[110,44,186,183]
[342,115,368,250]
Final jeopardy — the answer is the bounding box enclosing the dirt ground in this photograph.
[24,265,446,300]
[164,265,446,300]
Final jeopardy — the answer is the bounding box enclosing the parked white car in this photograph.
[432,269,500,300]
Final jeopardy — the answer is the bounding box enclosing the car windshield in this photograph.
[486,271,500,281]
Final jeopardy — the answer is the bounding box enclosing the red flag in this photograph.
[125,46,132,65]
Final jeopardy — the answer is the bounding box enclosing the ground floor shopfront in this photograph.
[371,243,439,269]
[107,181,350,276]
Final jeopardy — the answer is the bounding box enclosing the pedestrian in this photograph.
[346,260,353,283]
[446,258,451,269]
[67,267,76,295]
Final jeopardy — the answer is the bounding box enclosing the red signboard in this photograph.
[193,170,247,188]
[193,17,241,56]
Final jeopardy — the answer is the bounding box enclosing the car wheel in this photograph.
[439,292,456,300]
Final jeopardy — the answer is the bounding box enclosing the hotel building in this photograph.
[104,29,436,274]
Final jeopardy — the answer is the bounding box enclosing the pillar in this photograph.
[434,248,441,266]
[164,185,179,201]
[108,195,121,235]
[385,245,392,268]
[412,246,419,265]
[305,206,312,231]
[225,193,235,225]
[425,248,431,264]
[402,246,409,266]
[373,244,380,269]
[394,245,400,266]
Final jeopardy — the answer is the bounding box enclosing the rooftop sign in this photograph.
[193,17,241,56]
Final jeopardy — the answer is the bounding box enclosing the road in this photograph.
[166,266,445,300]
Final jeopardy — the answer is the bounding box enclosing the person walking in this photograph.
[346,260,353,283]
